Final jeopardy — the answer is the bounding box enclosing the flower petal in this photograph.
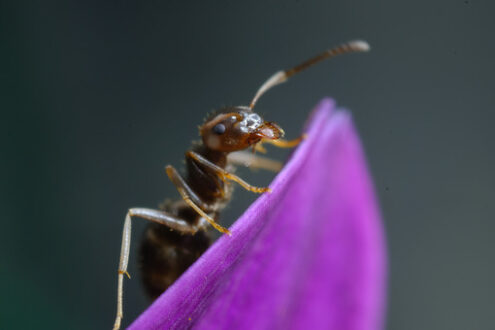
[129,99,387,330]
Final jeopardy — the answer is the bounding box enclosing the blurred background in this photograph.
[2,1,494,329]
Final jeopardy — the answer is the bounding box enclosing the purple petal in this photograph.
[129,99,387,330]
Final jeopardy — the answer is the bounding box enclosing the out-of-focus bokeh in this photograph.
[2,1,494,329]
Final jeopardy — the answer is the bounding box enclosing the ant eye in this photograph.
[212,123,226,135]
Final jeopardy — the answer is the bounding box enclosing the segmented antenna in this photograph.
[249,40,370,109]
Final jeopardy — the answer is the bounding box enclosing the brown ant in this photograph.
[113,40,370,330]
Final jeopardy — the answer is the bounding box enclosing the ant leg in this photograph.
[228,151,283,172]
[261,134,307,149]
[113,208,205,330]
[186,151,272,194]
[254,143,268,153]
[252,135,305,154]
[165,165,232,236]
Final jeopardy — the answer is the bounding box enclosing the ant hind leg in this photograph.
[113,208,205,330]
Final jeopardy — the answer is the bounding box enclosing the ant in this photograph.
[113,40,370,330]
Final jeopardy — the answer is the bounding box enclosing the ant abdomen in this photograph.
[140,223,211,300]
[139,202,211,299]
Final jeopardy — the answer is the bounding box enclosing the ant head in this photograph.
[200,106,284,152]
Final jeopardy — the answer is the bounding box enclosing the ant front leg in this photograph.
[186,151,272,194]
[165,165,231,235]
[260,134,307,149]
[113,208,205,330]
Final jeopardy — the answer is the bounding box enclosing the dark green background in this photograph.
[2,1,494,329]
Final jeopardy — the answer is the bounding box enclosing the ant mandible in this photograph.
[113,40,370,330]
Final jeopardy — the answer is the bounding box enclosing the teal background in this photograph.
[2,1,494,329]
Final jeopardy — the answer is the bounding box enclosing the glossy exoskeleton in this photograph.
[113,40,370,330]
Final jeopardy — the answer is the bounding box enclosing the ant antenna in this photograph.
[249,40,370,109]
